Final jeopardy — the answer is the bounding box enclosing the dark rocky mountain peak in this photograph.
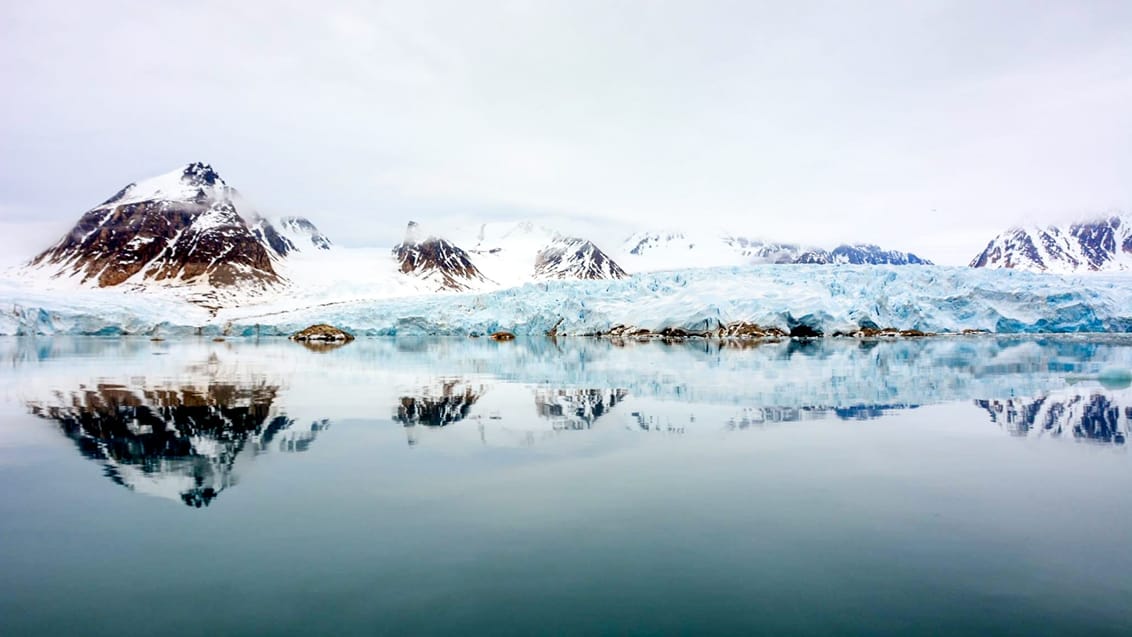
[970,214,1132,272]
[393,221,489,291]
[535,236,628,280]
[182,161,222,186]
[29,163,284,296]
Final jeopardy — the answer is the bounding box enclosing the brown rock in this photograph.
[291,324,355,343]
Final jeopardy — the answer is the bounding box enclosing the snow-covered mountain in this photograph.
[31,163,279,289]
[459,221,626,285]
[26,163,335,303]
[535,236,628,280]
[251,215,332,256]
[794,244,931,265]
[392,221,490,291]
[970,215,1132,273]
[618,230,931,271]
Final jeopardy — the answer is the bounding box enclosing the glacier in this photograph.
[3,264,1132,336]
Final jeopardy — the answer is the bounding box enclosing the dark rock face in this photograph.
[30,163,282,290]
[253,219,297,258]
[535,237,628,280]
[970,228,1066,270]
[250,216,332,258]
[393,221,488,290]
[795,244,931,265]
[33,200,279,288]
[279,216,332,251]
[971,216,1132,272]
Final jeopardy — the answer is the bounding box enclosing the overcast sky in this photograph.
[1,1,1130,265]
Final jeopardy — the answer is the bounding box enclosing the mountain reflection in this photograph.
[395,383,628,446]
[535,388,628,430]
[395,380,486,428]
[27,380,326,507]
[976,393,1129,444]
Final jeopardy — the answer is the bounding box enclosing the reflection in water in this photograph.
[976,393,1129,444]
[395,380,486,428]
[535,388,628,430]
[720,403,920,429]
[10,335,1132,508]
[629,403,920,435]
[396,383,628,446]
[26,380,326,507]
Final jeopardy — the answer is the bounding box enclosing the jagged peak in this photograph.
[181,162,223,186]
[971,211,1132,272]
[98,162,230,209]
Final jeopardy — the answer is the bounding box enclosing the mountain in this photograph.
[970,215,1132,273]
[795,244,932,265]
[461,221,627,285]
[535,236,628,280]
[618,231,931,271]
[251,215,332,257]
[29,163,292,296]
[392,221,490,291]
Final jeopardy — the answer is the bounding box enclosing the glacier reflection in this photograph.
[8,334,1132,507]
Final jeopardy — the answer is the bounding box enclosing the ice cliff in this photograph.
[3,265,1132,336]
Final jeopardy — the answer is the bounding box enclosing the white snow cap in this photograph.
[98,162,229,209]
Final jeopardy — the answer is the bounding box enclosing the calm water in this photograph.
[1,336,1130,636]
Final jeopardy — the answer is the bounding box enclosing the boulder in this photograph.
[291,324,355,343]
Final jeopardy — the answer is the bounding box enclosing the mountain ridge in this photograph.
[971,214,1132,273]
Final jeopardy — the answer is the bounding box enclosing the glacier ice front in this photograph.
[3,264,1132,336]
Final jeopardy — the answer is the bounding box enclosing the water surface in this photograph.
[1,336,1130,635]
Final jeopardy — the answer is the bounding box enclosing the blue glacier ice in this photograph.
[3,265,1132,336]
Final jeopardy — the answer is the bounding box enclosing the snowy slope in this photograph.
[393,221,490,291]
[27,163,287,305]
[250,215,332,257]
[618,230,931,272]
[971,215,1132,273]
[5,265,1132,337]
[457,221,626,286]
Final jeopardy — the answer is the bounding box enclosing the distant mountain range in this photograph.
[618,231,931,270]
[54,162,1132,307]
[970,215,1132,273]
